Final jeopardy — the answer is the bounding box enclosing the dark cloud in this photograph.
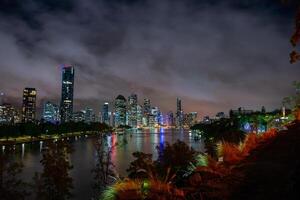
[0,0,299,118]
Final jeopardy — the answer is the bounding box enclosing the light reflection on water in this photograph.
[5,128,204,200]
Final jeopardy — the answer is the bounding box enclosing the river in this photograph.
[4,128,205,199]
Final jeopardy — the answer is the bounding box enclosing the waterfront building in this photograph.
[184,112,198,127]
[84,107,95,124]
[73,111,85,122]
[166,111,174,127]
[143,98,151,126]
[148,114,156,128]
[60,65,75,123]
[176,98,183,128]
[114,95,127,127]
[102,102,109,125]
[22,88,37,123]
[0,103,18,124]
[128,94,138,128]
[137,104,143,128]
[43,101,60,123]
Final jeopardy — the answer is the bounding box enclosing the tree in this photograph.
[0,146,29,200]
[91,135,116,198]
[283,81,300,120]
[127,152,154,179]
[33,140,73,200]
[155,140,197,185]
[288,1,300,63]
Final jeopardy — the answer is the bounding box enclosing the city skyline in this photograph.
[0,0,299,118]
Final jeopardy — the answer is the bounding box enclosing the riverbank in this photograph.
[0,131,103,145]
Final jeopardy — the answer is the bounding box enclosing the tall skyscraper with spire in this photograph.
[60,65,75,123]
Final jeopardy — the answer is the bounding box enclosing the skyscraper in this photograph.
[176,98,183,128]
[84,107,95,124]
[102,102,109,125]
[43,101,60,123]
[60,65,75,123]
[0,103,17,124]
[114,95,126,127]
[22,88,37,123]
[143,98,151,126]
[128,94,138,128]
[136,104,143,128]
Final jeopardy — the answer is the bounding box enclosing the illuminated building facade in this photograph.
[43,101,60,123]
[143,98,151,126]
[84,107,95,123]
[128,94,138,128]
[22,88,37,123]
[0,103,19,124]
[73,111,85,122]
[114,95,127,127]
[137,104,143,128]
[60,65,75,123]
[184,112,198,127]
[166,111,174,127]
[102,102,109,125]
[176,98,183,128]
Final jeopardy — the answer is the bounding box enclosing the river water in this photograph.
[5,128,205,199]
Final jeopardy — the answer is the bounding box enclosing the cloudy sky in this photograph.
[0,0,299,118]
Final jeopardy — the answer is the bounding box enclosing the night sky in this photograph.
[0,0,299,118]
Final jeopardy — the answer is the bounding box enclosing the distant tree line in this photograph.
[0,122,111,139]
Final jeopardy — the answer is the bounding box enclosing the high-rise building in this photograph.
[166,111,174,127]
[73,111,85,122]
[0,103,18,124]
[84,107,95,124]
[176,98,183,128]
[60,65,75,123]
[143,98,151,126]
[151,107,160,127]
[114,95,127,127]
[184,112,198,127]
[43,101,60,123]
[136,104,143,128]
[128,94,138,128]
[22,88,37,123]
[102,102,109,125]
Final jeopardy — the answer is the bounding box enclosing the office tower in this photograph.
[185,112,198,127]
[102,102,109,125]
[143,98,151,126]
[60,65,75,123]
[151,107,159,127]
[43,101,60,123]
[176,98,183,128]
[0,103,17,124]
[84,107,95,124]
[22,88,37,123]
[73,111,85,122]
[128,94,138,128]
[114,95,127,127]
[136,104,143,128]
[166,111,174,127]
